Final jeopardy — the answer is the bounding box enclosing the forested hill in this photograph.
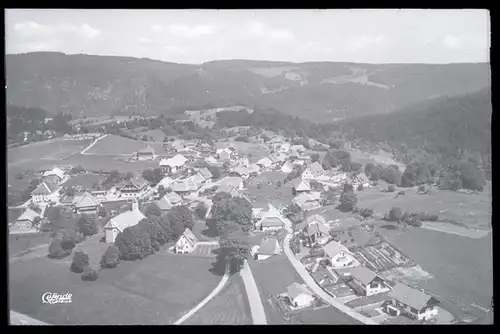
[332,88,492,167]
[6,52,491,121]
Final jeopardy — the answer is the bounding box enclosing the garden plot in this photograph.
[352,242,413,273]
[379,265,434,287]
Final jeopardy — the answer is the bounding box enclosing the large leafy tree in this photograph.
[338,183,357,212]
[211,193,253,235]
[76,215,98,237]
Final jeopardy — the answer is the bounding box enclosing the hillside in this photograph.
[6,52,491,121]
[333,88,492,169]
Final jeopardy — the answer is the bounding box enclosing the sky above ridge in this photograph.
[5,9,491,64]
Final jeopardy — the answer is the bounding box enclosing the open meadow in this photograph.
[9,251,221,325]
[84,134,165,155]
[356,185,491,230]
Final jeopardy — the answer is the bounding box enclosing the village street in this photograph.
[282,233,377,324]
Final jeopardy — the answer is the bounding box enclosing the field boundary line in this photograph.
[173,264,230,325]
[80,134,109,155]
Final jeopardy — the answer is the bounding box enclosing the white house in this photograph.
[386,283,440,321]
[117,177,149,199]
[159,154,188,174]
[349,266,392,296]
[256,157,273,169]
[175,228,198,254]
[43,167,66,184]
[293,192,321,211]
[286,283,315,309]
[302,162,325,180]
[256,237,281,260]
[279,142,291,153]
[258,204,287,232]
[205,156,219,165]
[104,202,146,243]
[304,214,330,245]
[281,161,295,174]
[322,241,360,269]
[31,181,60,204]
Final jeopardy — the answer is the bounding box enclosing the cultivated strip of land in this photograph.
[240,260,268,324]
[173,265,230,325]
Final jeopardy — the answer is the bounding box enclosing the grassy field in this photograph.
[379,227,493,323]
[9,233,53,255]
[248,255,303,324]
[62,154,159,173]
[9,251,221,325]
[183,275,252,325]
[85,135,165,155]
[288,306,361,325]
[134,129,166,142]
[357,185,491,230]
[7,140,92,177]
[62,173,107,188]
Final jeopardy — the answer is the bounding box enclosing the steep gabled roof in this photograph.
[31,181,58,195]
[74,192,100,208]
[307,161,325,174]
[165,191,183,204]
[198,167,213,180]
[350,266,380,286]
[16,208,40,222]
[176,228,197,248]
[156,196,173,210]
[322,241,350,259]
[259,237,280,255]
[105,208,146,232]
[138,145,155,154]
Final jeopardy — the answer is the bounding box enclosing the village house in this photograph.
[386,283,440,321]
[43,167,66,184]
[352,173,372,189]
[205,155,219,165]
[218,176,244,191]
[302,161,325,180]
[255,237,281,260]
[217,148,233,161]
[229,166,256,179]
[174,228,198,254]
[73,192,102,215]
[11,208,41,233]
[292,192,322,211]
[256,157,273,169]
[160,154,188,174]
[196,167,213,183]
[171,178,201,197]
[286,283,315,309]
[31,181,60,204]
[157,176,174,190]
[268,136,285,151]
[235,156,250,167]
[116,176,149,199]
[256,204,287,232]
[216,184,251,202]
[135,145,156,161]
[90,189,108,201]
[348,266,392,297]
[104,202,146,243]
[281,161,295,174]
[304,214,330,245]
[279,142,291,153]
[290,178,311,194]
[322,241,360,269]
[290,144,306,154]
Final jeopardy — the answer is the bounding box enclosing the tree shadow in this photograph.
[208,248,225,276]
[202,218,219,238]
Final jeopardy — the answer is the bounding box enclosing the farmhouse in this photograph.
[160,154,188,174]
[322,241,360,269]
[165,192,183,205]
[386,283,440,321]
[302,161,325,180]
[175,228,198,254]
[73,192,102,214]
[268,136,285,150]
[216,148,232,161]
[91,190,108,201]
[286,283,315,309]
[104,202,146,243]
[292,178,311,194]
[256,237,281,260]
[171,179,200,196]
[348,266,391,296]
[118,177,149,199]
[10,208,41,232]
[257,204,287,232]
[205,156,219,165]
[136,145,156,161]
[31,181,60,204]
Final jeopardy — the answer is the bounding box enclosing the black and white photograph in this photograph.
[6,9,492,325]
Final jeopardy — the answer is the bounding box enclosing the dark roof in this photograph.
[261,216,285,228]
[31,181,58,195]
[349,266,379,286]
[388,283,438,311]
